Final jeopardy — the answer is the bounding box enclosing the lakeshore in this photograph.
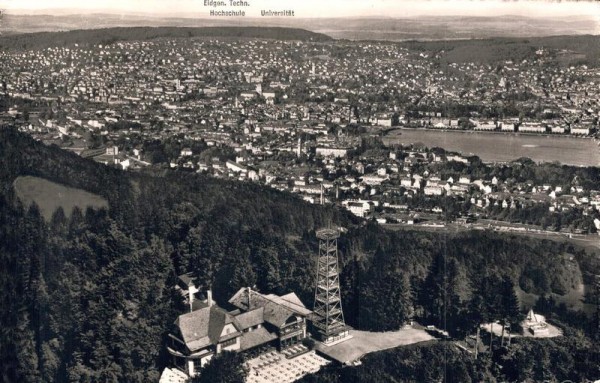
[384,128,600,167]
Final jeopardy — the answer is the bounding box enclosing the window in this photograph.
[221,338,237,348]
[193,359,202,375]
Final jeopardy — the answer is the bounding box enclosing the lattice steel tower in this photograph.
[313,228,347,343]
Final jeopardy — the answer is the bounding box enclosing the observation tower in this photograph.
[312,228,349,344]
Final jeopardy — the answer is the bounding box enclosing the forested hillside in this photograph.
[0,127,598,382]
[297,333,600,383]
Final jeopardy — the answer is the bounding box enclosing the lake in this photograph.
[383,129,600,167]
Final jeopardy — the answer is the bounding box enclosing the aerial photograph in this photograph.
[0,0,599,382]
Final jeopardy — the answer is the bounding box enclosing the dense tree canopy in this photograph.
[297,333,600,383]
[191,352,246,383]
[0,128,598,382]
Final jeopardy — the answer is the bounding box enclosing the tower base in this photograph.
[320,330,352,346]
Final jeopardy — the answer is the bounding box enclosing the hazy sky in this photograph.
[2,0,599,18]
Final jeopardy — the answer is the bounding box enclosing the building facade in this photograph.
[167,285,312,378]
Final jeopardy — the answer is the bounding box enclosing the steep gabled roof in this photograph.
[239,327,277,351]
[229,288,311,328]
[275,292,312,316]
[175,307,212,351]
[235,307,264,330]
[175,305,239,352]
[177,273,196,287]
[263,301,296,328]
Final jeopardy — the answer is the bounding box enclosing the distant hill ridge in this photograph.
[399,34,600,65]
[1,25,599,65]
[0,26,332,50]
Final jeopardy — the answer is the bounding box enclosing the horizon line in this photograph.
[3,10,597,20]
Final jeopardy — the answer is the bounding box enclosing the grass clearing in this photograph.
[315,328,435,364]
[13,175,108,221]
